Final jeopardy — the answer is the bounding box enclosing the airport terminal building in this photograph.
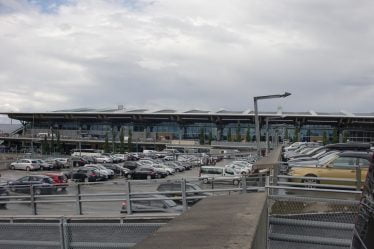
[1,106,374,153]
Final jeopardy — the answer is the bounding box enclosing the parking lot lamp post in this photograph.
[254,92,291,157]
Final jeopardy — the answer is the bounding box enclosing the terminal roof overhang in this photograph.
[2,109,374,125]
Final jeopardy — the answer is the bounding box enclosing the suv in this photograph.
[199,166,241,185]
[157,182,211,205]
[7,175,56,195]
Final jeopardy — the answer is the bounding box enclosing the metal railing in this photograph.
[0,219,164,249]
[0,175,266,216]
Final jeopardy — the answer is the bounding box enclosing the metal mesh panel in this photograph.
[268,195,360,249]
[0,223,61,249]
[65,223,163,249]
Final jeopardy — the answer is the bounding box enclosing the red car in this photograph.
[43,172,68,191]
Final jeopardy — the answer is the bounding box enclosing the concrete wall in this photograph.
[134,192,267,249]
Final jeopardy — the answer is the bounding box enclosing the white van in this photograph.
[199,166,241,185]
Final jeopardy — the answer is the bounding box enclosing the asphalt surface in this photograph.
[0,159,242,216]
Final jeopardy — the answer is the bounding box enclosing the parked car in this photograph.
[0,184,9,209]
[94,155,113,163]
[164,162,185,172]
[43,172,68,191]
[128,167,159,180]
[199,166,241,185]
[157,182,211,205]
[70,167,99,182]
[102,164,130,177]
[54,158,69,168]
[288,151,372,187]
[9,159,41,171]
[84,164,113,180]
[68,156,88,167]
[121,194,183,213]
[122,161,138,170]
[7,175,56,195]
[37,159,55,170]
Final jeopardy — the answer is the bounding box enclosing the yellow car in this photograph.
[288,151,371,187]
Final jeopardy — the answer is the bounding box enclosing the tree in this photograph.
[119,127,125,153]
[227,128,232,142]
[306,129,311,142]
[332,128,339,143]
[208,131,213,145]
[104,132,110,153]
[50,130,55,154]
[294,127,300,142]
[199,128,205,145]
[56,130,62,154]
[111,128,116,153]
[343,130,349,143]
[245,127,251,142]
[322,131,328,145]
[127,129,132,152]
[284,128,289,141]
[236,123,241,142]
[42,135,50,155]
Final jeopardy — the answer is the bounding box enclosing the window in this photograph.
[150,200,165,208]
[332,157,357,168]
[19,176,29,182]
[225,168,235,175]
[358,158,370,167]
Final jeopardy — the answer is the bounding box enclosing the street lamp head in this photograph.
[282,92,291,98]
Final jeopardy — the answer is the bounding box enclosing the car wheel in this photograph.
[26,167,31,171]
[128,174,132,179]
[10,186,16,192]
[34,188,42,195]
[233,179,240,186]
[202,178,209,184]
[10,165,15,170]
[302,174,319,188]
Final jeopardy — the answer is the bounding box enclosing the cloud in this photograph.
[0,0,374,115]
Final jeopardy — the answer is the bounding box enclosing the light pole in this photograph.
[254,92,291,157]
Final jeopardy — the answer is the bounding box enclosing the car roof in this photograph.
[326,143,371,150]
[338,151,373,161]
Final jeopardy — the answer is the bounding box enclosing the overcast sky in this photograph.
[1,0,374,119]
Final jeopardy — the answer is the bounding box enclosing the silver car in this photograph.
[10,159,41,171]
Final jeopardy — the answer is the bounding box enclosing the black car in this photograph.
[123,161,138,170]
[102,164,130,177]
[68,156,89,167]
[7,175,56,195]
[128,167,158,180]
[71,167,99,182]
[157,182,211,205]
[0,184,9,209]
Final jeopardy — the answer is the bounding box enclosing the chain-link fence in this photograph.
[268,195,360,249]
[0,221,164,249]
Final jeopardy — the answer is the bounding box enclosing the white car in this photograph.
[94,156,113,163]
[153,164,175,175]
[10,159,41,171]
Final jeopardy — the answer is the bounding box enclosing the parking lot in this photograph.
[0,158,253,216]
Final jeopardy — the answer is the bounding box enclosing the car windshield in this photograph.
[164,200,177,207]
[319,153,339,165]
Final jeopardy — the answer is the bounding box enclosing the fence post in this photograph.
[30,185,37,215]
[241,175,247,193]
[76,183,82,215]
[59,217,67,249]
[259,173,264,187]
[62,217,69,249]
[126,181,132,215]
[181,179,188,212]
[211,177,214,189]
[356,166,362,191]
[265,175,270,196]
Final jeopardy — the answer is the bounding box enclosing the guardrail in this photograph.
[0,176,266,216]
